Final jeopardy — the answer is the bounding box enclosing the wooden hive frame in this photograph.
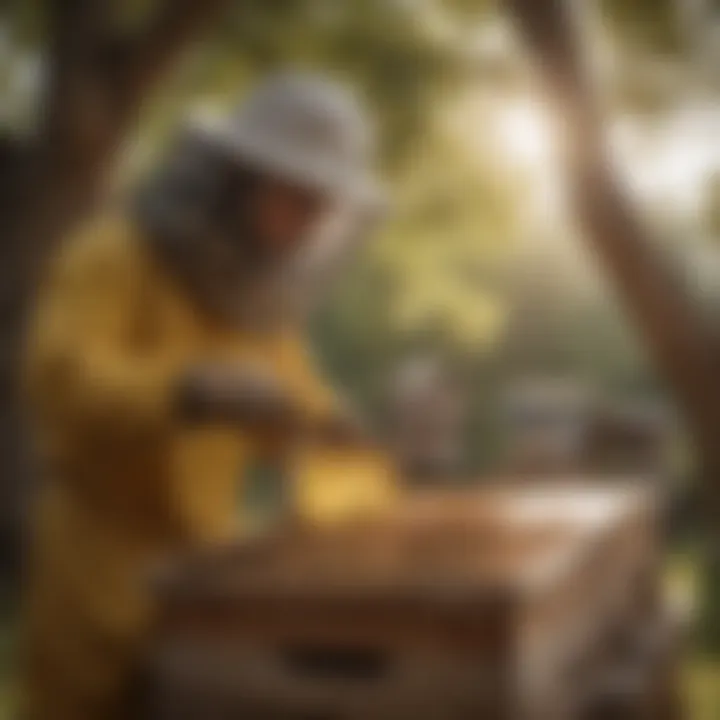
[148,483,663,720]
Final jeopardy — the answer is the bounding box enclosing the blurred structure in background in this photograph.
[387,356,468,485]
[502,377,672,480]
[501,377,594,476]
[585,400,672,478]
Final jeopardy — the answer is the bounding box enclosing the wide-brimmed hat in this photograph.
[190,72,386,217]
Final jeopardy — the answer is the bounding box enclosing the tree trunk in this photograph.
[0,127,121,584]
[502,0,720,648]
[698,470,720,650]
[0,0,232,584]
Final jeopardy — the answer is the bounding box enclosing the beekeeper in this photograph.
[20,72,384,720]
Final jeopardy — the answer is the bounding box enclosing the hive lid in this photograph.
[156,482,653,607]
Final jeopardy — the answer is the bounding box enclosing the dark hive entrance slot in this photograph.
[281,644,389,682]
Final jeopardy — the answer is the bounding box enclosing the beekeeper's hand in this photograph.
[314,402,375,450]
[176,363,303,434]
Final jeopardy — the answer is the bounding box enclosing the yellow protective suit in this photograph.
[20,214,341,720]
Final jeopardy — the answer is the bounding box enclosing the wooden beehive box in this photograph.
[148,483,661,720]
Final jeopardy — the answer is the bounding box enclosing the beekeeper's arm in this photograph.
[25,232,181,441]
[26,230,337,448]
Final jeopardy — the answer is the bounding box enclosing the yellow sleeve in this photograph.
[25,220,180,440]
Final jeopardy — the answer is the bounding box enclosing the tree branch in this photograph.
[502,0,602,106]
[0,133,35,227]
[46,0,116,74]
[41,0,117,148]
[121,0,234,98]
[502,0,720,470]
